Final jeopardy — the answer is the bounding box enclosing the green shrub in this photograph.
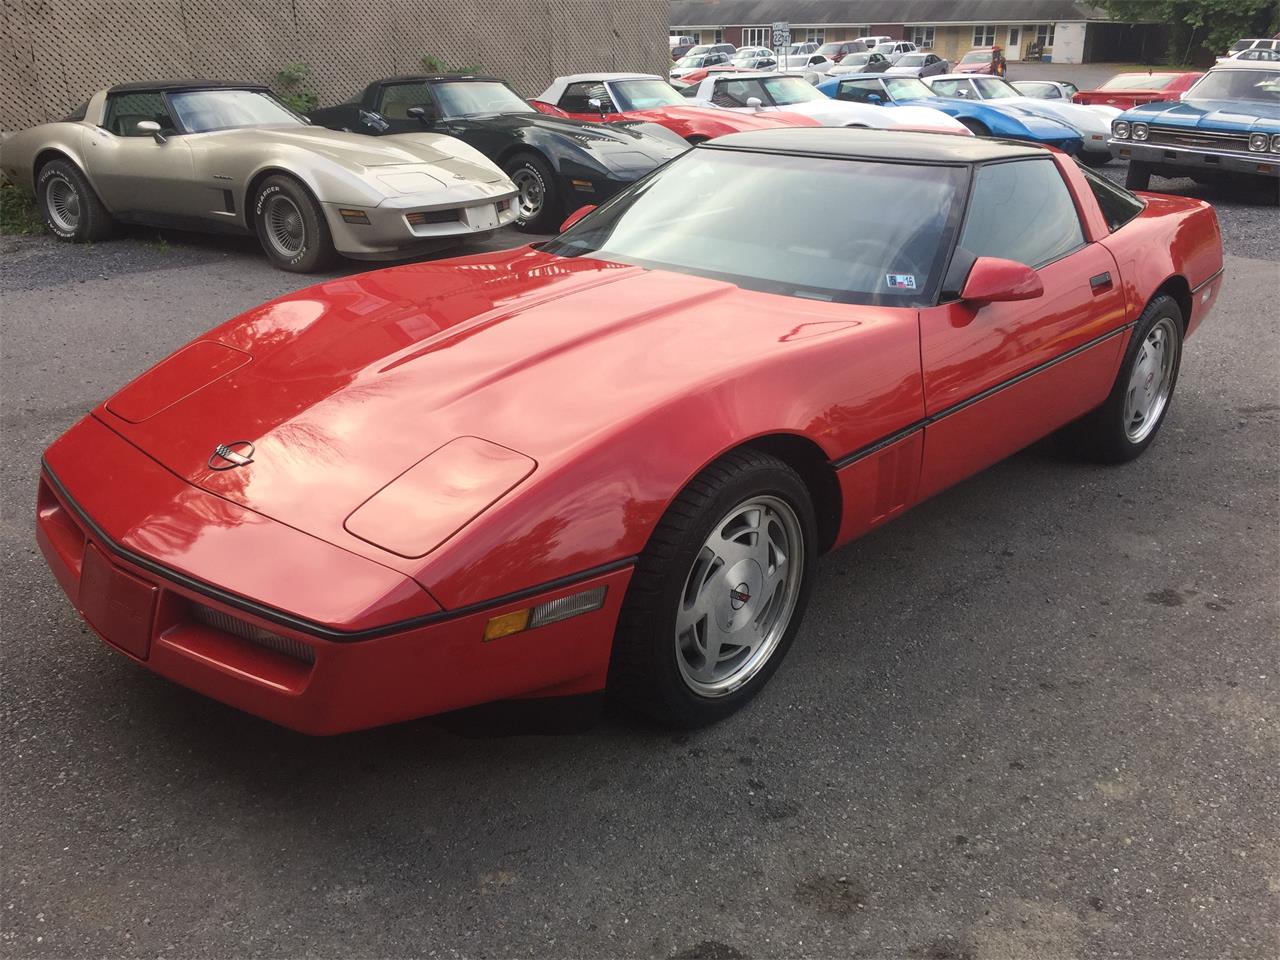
[419,54,484,75]
[0,177,44,236]
[276,62,319,113]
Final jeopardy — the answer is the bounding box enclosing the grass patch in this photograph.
[0,177,44,236]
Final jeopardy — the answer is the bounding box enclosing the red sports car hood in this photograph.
[624,105,817,130]
[97,247,883,562]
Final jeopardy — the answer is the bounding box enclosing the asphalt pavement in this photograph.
[1,69,1278,959]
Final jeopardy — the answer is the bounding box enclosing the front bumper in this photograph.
[1109,139,1280,178]
[37,417,630,735]
[324,181,519,259]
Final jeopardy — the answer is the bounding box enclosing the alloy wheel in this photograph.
[675,495,805,697]
[262,194,306,258]
[1123,317,1177,443]
[45,176,81,232]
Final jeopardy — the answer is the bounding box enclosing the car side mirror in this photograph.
[587,97,607,116]
[867,93,883,105]
[746,96,763,109]
[359,109,391,132]
[135,120,166,144]
[559,204,596,233]
[406,104,437,126]
[961,257,1044,304]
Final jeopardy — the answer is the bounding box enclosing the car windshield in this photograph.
[168,89,302,132]
[883,77,933,100]
[872,44,896,54]
[761,76,826,104]
[896,54,927,66]
[432,80,533,117]
[1187,68,1280,102]
[543,149,966,306]
[1229,40,1252,52]
[688,45,713,56]
[1100,73,1179,90]
[842,54,871,66]
[787,43,814,54]
[676,55,709,67]
[973,77,1021,98]
[611,79,684,110]
[816,43,848,56]
[960,50,992,63]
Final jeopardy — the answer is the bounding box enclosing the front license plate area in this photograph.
[78,544,158,660]
[467,205,500,231]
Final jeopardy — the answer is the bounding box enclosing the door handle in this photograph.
[1089,271,1112,293]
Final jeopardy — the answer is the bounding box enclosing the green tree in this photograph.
[1102,0,1280,63]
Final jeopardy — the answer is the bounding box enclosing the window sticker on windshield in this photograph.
[886,273,917,290]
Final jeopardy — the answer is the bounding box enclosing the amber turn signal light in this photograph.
[482,586,607,642]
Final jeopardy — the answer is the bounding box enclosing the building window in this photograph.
[1034,23,1056,47]
[911,26,935,48]
[742,25,769,46]
[799,28,826,43]
[713,29,724,43]
[973,24,996,46]
[854,27,870,37]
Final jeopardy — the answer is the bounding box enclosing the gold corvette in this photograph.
[0,80,519,272]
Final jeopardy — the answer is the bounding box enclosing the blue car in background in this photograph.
[815,74,1083,154]
[1108,61,1280,193]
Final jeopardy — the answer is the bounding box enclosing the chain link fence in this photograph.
[1,0,670,132]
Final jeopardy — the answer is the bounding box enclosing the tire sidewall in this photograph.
[1106,296,1184,460]
[253,177,329,272]
[643,464,818,724]
[504,154,560,233]
[37,163,85,240]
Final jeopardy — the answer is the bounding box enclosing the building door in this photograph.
[1007,26,1021,60]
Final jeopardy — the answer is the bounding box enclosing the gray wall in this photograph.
[1,0,671,132]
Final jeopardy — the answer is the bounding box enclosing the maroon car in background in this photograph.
[1073,71,1203,109]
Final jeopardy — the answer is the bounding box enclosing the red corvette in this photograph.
[38,131,1223,735]
[531,73,819,142]
[1073,71,1203,109]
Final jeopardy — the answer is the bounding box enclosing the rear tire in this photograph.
[1056,294,1184,464]
[609,449,817,727]
[36,159,113,242]
[252,174,337,273]
[1125,161,1153,191]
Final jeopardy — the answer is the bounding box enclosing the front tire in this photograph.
[503,152,562,233]
[1125,161,1153,191]
[1080,150,1111,168]
[36,159,112,242]
[252,174,337,273]
[1058,294,1184,464]
[609,449,817,727]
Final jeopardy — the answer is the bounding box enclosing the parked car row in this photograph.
[5,57,1274,275]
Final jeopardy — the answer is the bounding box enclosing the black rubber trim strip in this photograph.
[831,322,1136,470]
[40,461,636,644]
[1190,267,1223,294]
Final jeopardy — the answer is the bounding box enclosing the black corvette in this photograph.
[310,75,687,232]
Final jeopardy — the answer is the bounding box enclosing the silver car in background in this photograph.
[0,80,517,272]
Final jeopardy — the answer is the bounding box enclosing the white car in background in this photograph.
[925,74,1120,164]
[680,72,971,133]
[1012,79,1081,100]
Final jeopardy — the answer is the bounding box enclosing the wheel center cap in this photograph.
[717,559,763,633]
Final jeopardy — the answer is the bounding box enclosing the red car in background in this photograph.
[954,47,1005,75]
[1073,71,1203,109]
[533,73,819,142]
[37,130,1222,735]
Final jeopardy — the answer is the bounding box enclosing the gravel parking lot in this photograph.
[2,62,1277,959]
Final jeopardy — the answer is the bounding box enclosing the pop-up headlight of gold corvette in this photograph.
[343,437,536,559]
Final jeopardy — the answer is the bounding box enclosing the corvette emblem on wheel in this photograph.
[729,585,752,609]
[207,441,255,470]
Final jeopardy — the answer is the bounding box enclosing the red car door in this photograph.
[916,156,1127,499]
